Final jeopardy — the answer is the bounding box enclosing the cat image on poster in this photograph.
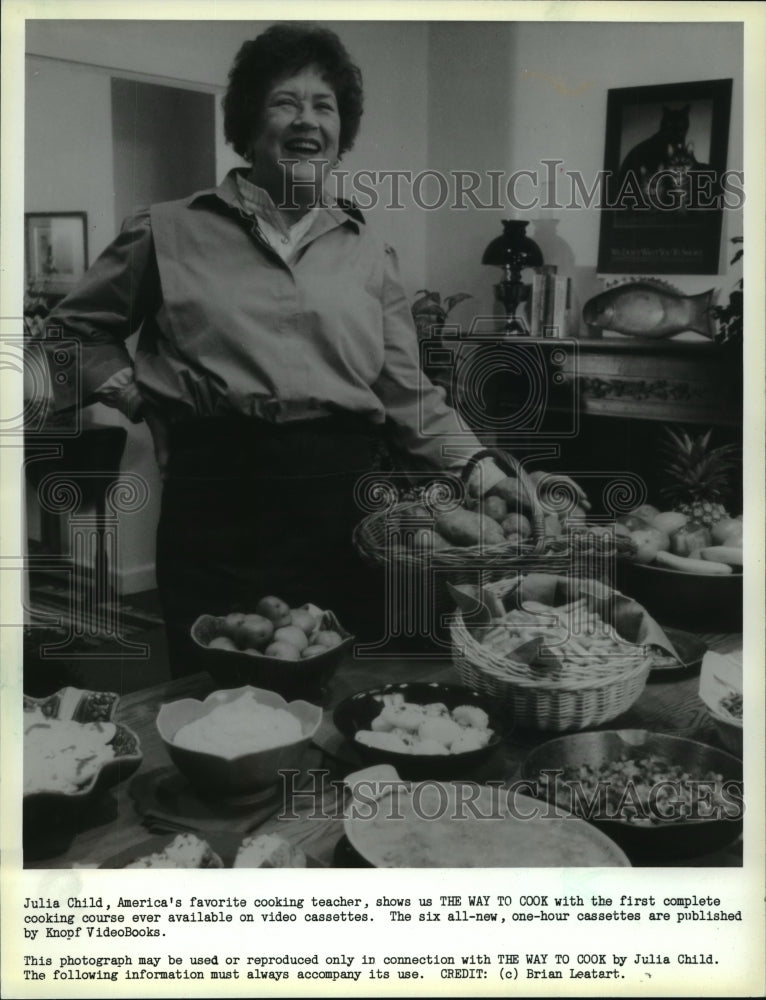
[615,105,710,210]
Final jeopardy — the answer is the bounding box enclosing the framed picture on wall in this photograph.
[597,79,733,274]
[24,211,88,298]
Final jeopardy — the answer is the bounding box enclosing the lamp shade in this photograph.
[482,220,543,269]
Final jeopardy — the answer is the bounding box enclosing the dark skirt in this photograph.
[155,415,382,677]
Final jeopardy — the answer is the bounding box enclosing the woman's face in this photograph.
[249,65,341,207]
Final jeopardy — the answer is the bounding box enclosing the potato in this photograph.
[488,477,525,508]
[264,641,301,660]
[435,508,505,547]
[255,595,292,624]
[477,495,508,523]
[410,526,452,552]
[273,625,309,652]
[301,645,329,658]
[501,513,532,538]
[208,635,238,651]
[312,630,343,649]
[232,613,274,650]
[222,612,247,634]
[288,609,316,635]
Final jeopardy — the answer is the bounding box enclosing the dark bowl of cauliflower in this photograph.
[332,681,506,779]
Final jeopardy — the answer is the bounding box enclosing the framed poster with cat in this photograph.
[597,78,733,274]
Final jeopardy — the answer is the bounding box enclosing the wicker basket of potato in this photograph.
[353,449,618,625]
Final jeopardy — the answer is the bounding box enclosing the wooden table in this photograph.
[25,632,743,870]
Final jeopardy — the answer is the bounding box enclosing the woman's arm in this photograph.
[371,243,505,489]
[41,210,160,418]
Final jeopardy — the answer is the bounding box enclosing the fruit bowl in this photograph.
[616,559,742,632]
[156,686,322,799]
[191,608,353,697]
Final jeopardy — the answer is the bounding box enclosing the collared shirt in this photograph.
[234,172,318,265]
[43,168,499,476]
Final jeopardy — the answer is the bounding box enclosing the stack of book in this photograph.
[527,265,572,338]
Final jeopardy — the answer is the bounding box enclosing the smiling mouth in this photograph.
[283,140,323,155]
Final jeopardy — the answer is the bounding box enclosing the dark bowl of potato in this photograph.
[191,596,353,697]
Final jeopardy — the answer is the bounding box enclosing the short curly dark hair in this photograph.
[223,23,364,162]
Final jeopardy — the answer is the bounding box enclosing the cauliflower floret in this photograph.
[379,704,425,733]
[371,713,395,733]
[355,730,412,753]
[415,738,449,755]
[452,704,489,730]
[418,716,463,750]
[451,729,489,753]
[380,692,405,709]
[423,702,449,718]
[391,728,417,749]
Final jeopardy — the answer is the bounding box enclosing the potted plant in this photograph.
[711,237,743,345]
[411,289,472,342]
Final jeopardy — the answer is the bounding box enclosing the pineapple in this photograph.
[658,427,740,529]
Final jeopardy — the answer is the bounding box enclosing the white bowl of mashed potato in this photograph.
[156,686,322,797]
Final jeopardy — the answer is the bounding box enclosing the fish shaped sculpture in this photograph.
[582,280,716,339]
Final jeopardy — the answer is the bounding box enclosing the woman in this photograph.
[42,24,583,674]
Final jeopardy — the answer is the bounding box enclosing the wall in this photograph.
[111,79,217,230]
[25,20,430,592]
[426,21,744,330]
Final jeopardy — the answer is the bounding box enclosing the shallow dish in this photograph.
[617,560,742,631]
[342,767,630,867]
[23,688,142,821]
[521,729,743,863]
[156,685,322,798]
[648,628,707,677]
[191,610,353,696]
[333,682,506,779]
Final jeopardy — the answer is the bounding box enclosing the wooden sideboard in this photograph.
[440,332,742,513]
[439,332,741,430]
[559,336,742,427]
